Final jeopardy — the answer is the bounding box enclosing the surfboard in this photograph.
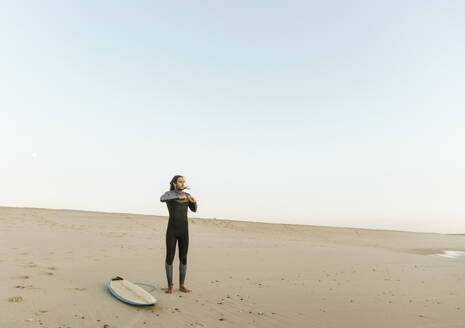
[108,276,157,306]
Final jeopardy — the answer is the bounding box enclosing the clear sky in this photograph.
[1,1,464,233]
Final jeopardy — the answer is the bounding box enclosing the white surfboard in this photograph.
[108,277,157,306]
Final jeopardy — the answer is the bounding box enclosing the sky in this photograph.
[1,1,464,233]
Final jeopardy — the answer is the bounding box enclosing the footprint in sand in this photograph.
[16,285,39,290]
[41,272,55,276]
[23,264,38,268]
[16,275,30,279]
[33,310,48,316]
[47,266,57,270]
[9,296,24,303]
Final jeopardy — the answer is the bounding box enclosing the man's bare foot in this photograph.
[179,284,191,293]
[165,285,174,294]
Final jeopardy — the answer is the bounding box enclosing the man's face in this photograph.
[174,177,185,190]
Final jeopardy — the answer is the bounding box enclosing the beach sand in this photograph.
[1,206,465,327]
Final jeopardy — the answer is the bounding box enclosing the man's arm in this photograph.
[187,195,197,212]
[160,191,179,202]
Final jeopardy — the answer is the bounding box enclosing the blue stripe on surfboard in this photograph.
[134,282,157,293]
[107,279,156,306]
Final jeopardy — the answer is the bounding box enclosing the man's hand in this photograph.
[187,195,196,203]
[178,194,187,200]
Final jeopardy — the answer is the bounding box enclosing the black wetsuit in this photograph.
[160,189,197,286]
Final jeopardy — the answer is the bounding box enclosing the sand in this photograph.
[1,206,465,327]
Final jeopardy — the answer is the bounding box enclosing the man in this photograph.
[160,175,197,293]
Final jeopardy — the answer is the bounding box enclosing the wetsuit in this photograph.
[160,189,197,286]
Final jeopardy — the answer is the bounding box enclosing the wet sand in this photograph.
[1,206,465,327]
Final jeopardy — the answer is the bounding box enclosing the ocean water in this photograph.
[433,250,465,259]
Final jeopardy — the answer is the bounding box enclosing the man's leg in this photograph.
[165,230,177,293]
[178,230,190,292]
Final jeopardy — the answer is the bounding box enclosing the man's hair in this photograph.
[170,175,184,191]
